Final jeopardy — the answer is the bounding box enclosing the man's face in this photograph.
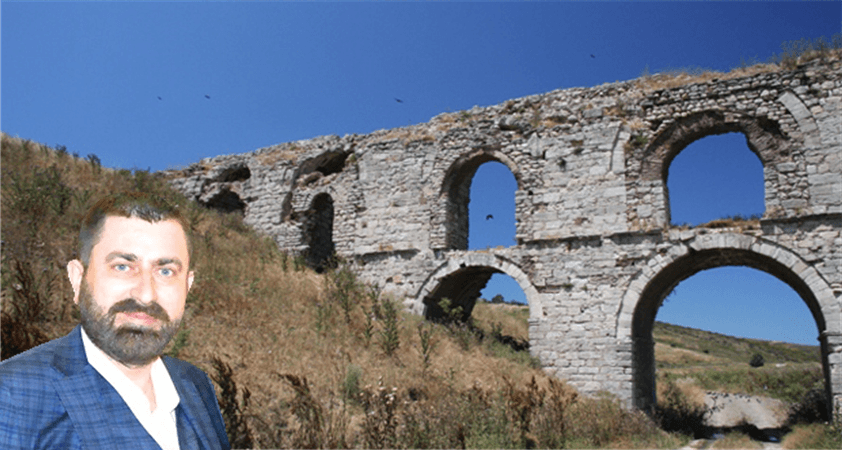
[67,216,194,367]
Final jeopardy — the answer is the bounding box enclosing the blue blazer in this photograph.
[0,326,230,450]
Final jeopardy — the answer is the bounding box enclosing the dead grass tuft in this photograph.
[636,36,841,93]
[781,421,842,449]
[254,143,303,166]
[367,126,436,146]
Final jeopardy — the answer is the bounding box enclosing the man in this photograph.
[0,192,230,449]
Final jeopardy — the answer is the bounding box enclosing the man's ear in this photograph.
[67,260,84,305]
[187,270,195,292]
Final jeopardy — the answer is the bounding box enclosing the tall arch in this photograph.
[666,132,764,225]
[411,252,542,322]
[637,110,795,226]
[304,193,335,272]
[437,148,522,250]
[616,233,841,414]
[642,110,791,182]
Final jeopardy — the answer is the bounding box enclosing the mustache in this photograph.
[108,298,170,323]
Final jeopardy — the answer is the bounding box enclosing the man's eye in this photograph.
[159,268,175,277]
[114,264,130,272]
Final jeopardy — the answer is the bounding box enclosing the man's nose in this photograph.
[131,270,158,304]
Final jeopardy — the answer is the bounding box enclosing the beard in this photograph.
[78,280,181,367]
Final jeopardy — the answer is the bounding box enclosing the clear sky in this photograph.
[2,1,839,345]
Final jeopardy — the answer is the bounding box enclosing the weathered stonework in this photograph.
[166,57,842,413]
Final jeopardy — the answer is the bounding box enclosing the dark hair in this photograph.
[78,192,192,267]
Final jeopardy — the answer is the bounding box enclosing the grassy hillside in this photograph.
[1,134,687,449]
[653,321,823,405]
[3,134,837,448]
[654,321,820,367]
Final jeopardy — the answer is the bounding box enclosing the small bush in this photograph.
[417,322,436,372]
[359,378,399,449]
[749,353,765,368]
[0,309,48,360]
[274,373,348,449]
[377,298,401,356]
[325,262,359,324]
[567,391,666,448]
[341,364,363,403]
[164,328,190,358]
[209,357,253,449]
[655,378,707,437]
[788,388,830,424]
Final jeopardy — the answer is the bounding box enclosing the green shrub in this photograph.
[325,262,360,324]
[377,298,401,356]
[341,364,363,403]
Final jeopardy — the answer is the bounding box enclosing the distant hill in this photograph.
[472,301,821,370]
[653,321,820,369]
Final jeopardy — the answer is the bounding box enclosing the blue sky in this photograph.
[2,1,839,345]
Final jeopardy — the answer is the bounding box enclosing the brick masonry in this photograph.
[166,57,842,412]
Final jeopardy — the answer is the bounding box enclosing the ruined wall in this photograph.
[166,56,842,410]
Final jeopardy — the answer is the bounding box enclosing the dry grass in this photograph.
[634,65,778,92]
[366,126,436,146]
[656,341,727,367]
[253,143,304,166]
[695,217,761,232]
[782,422,842,449]
[471,301,529,342]
[2,134,693,448]
[710,431,764,449]
[636,37,842,93]
[660,376,707,409]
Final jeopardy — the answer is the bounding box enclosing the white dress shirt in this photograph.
[81,328,181,450]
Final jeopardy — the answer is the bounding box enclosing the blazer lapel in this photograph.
[51,326,162,449]
[167,361,219,450]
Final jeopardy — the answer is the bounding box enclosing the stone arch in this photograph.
[642,110,792,181]
[778,91,821,149]
[665,133,765,224]
[615,233,841,413]
[304,192,335,272]
[203,188,246,214]
[437,148,522,250]
[640,111,792,224]
[411,252,542,321]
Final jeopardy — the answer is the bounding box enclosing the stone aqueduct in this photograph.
[167,57,842,412]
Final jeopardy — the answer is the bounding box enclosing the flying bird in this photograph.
[395,98,403,103]
[204,94,211,99]
[486,214,494,220]
[157,96,162,100]
[590,54,596,59]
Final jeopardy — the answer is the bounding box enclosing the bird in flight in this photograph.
[205,94,211,99]
[395,98,403,103]
[157,96,162,100]
[486,214,494,220]
[590,54,596,59]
